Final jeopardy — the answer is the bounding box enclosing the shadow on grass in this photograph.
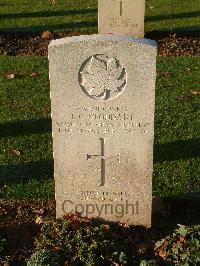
[0,139,199,185]
[0,117,199,186]
[0,159,53,185]
[0,118,51,138]
[145,28,200,38]
[153,194,200,229]
[0,8,97,19]
[0,21,97,33]
[145,26,200,39]
[154,139,200,162]
[146,11,200,22]
[169,25,200,33]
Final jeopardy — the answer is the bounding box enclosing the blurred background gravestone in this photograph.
[98,0,145,37]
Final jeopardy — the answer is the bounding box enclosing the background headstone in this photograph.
[49,34,157,226]
[98,0,145,37]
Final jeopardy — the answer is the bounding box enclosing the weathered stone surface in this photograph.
[98,0,145,37]
[49,34,157,227]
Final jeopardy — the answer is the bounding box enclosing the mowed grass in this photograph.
[0,56,54,199]
[0,0,199,33]
[145,0,200,33]
[0,55,199,200]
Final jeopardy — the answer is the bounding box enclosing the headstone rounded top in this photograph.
[49,34,157,48]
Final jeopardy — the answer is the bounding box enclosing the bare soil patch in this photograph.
[0,31,199,56]
[0,198,200,265]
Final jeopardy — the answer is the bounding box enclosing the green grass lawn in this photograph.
[0,0,199,33]
[0,55,199,200]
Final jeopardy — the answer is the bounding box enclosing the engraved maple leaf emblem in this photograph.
[80,55,127,100]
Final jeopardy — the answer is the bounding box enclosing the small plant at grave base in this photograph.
[139,260,157,266]
[0,236,6,253]
[29,213,152,266]
[155,224,200,265]
[27,249,60,266]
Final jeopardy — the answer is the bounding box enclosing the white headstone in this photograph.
[98,0,145,37]
[49,34,157,226]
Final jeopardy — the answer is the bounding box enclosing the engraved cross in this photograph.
[87,138,121,187]
[120,0,123,16]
